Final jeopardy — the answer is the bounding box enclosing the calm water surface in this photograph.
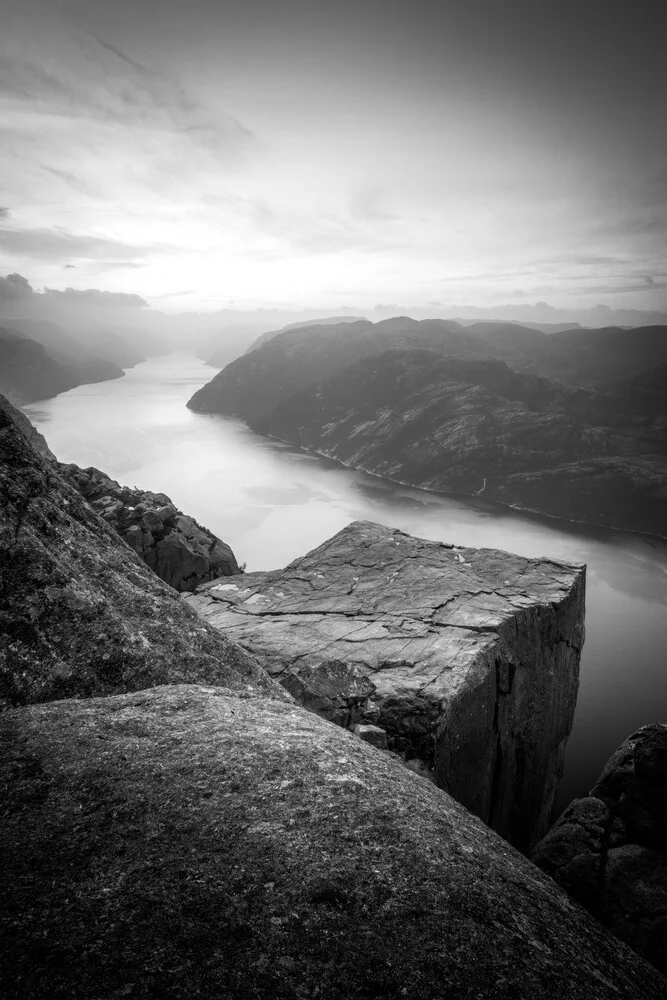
[24,353,667,816]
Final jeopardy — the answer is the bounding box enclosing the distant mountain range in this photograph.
[187,318,667,536]
[0,321,147,405]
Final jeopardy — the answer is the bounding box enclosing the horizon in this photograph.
[1,0,666,315]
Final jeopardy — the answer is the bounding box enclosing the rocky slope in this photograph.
[185,520,585,853]
[57,463,240,591]
[242,348,667,535]
[185,320,667,535]
[533,723,667,975]
[3,683,666,1000]
[0,393,281,707]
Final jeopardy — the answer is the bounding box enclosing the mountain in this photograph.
[0,323,125,403]
[0,325,124,404]
[189,317,491,421]
[187,323,667,535]
[533,325,667,385]
[242,315,367,357]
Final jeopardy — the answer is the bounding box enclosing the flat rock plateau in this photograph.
[185,520,586,853]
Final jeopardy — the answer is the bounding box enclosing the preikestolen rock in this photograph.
[185,520,586,852]
[57,463,240,591]
[532,723,667,975]
[0,393,284,707]
[1,684,665,1000]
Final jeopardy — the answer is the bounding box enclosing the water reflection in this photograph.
[24,353,667,816]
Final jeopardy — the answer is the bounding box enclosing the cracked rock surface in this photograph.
[185,520,586,852]
[0,393,284,707]
[2,683,665,1000]
[57,463,240,591]
[532,723,667,975]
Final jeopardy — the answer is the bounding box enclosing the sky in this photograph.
[1,0,666,313]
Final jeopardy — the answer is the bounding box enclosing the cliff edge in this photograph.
[185,520,585,852]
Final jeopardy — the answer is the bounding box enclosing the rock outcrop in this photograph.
[185,520,585,852]
[57,463,240,591]
[3,684,666,1000]
[532,723,667,975]
[0,394,55,461]
[0,393,282,707]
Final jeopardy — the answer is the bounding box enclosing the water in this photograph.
[24,353,667,817]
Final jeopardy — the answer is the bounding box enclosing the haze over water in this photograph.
[25,354,667,816]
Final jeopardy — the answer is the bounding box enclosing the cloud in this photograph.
[0,272,147,309]
[0,272,34,300]
[43,286,147,307]
[0,207,9,219]
[0,226,154,262]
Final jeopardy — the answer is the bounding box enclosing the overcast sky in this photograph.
[1,0,665,312]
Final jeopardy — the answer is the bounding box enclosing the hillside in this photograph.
[0,324,124,404]
[187,326,667,535]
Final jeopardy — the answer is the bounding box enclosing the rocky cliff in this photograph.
[57,463,240,591]
[533,723,667,975]
[0,393,282,707]
[3,393,666,997]
[3,684,666,1000]
[185,520,585,853]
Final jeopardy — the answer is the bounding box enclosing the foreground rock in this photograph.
[2,684,665,1000]
[533,723,667,975]
[185,521,585,852]
[0,393,282,707]
[58,463,240,591]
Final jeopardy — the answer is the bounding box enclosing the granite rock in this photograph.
[57,463,240,591]
[185,520,586,852]
[532,723,667,975]
[0,392,284,707]
[2,684,665,1000]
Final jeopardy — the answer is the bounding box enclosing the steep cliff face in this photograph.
[533,723,667,975]
[0,394,283,707]
[57,463,240,590]
[185,521,585,852]
[3,684,665,1000]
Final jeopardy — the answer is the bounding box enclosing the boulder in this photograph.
[0,392,283,707]
[532,723,667,975]
[57,463,240,590]
[185,520,586,852]
[2,684,665,1000]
